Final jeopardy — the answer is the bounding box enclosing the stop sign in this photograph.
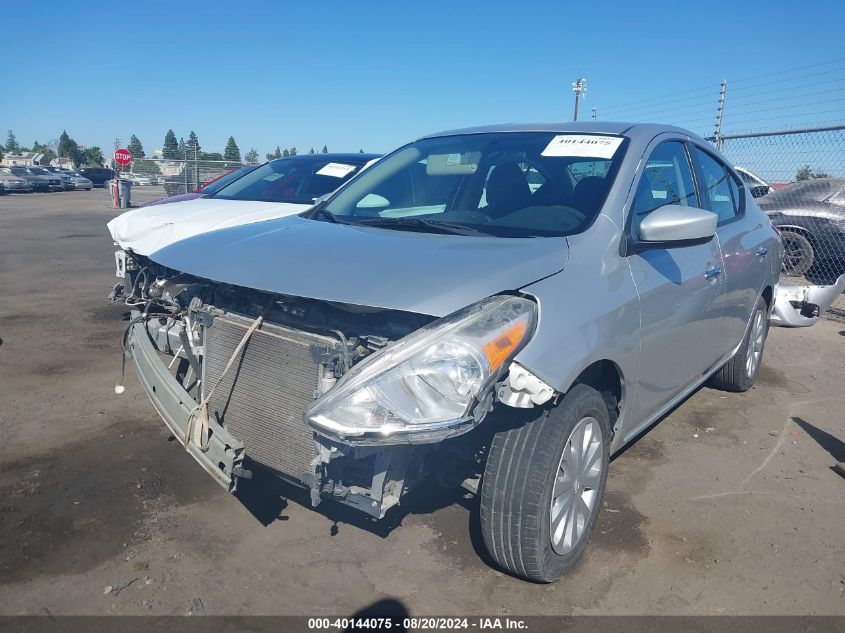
[114,148,133,166]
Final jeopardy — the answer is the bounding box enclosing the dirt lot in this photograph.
[0,189,844,616]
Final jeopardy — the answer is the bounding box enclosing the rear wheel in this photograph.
[480,384,610,582]
[779,230,814,277]
[710,296,768,392]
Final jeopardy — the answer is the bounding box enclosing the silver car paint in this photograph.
[148,122,780,453]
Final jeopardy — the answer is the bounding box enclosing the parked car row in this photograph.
[0,165,93,193]
[106,124,845,584]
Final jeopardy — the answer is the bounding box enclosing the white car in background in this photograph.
[119,172,153,186]
[735,166,774,198]
[107,153,380,259]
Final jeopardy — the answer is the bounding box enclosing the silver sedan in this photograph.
[113,122,826,583]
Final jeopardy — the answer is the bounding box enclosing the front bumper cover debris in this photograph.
[770,273,845,327]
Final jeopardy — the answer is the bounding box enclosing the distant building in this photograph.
[51,157,75,169]
[2,152,46,166]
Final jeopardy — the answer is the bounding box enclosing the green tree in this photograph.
[289,146,297,156]
[4,130,20,154]
[81,146,105,166]
[186,130,200,156]
[178,137,186,156]
[322,145,328,153]
[32,140,57,164]
[282,148,290,157]
[224,136,241,162]
[127,134,145,159]
[200,151,224,162]
[163,129,179,159]
[359,148,364,153]
[308,147,315,154]
[244,148,259,163]
[58,130,82,167]
[266,146,281,161]
[796,165,830,181]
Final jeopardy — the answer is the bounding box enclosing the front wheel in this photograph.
[480,384,611,582]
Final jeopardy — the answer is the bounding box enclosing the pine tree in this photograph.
[289,147,297,156]
[359,148,364,153]
[57,130,82,166]
[224,136,241,162]
[282,148,290,157]
[308,147,315,154]
[178,137,186,156]
[163,129,179,159]
[322,145,328,153]
[4,130,20,154]
[187,130,200,156]
[127,134,145,159]
[244,148,259,164]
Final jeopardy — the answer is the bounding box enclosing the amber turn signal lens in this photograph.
[482,321,527,371]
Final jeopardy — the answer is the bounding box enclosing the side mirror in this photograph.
[356,193,390,210]
[639,204,717,244]
[750,185,770,198]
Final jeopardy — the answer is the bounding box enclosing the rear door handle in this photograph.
[756,247,768,257]
[705,266,722,280]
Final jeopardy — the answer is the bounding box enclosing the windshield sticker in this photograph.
[541,134,623,159]
[316,162,357,178]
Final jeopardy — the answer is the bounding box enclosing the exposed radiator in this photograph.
[201,311,340,482]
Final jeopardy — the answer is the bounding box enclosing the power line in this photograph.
[729,67,845,96]
[596,83,720,112]
[730,56,845,84]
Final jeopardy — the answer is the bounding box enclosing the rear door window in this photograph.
[693,147,742,224]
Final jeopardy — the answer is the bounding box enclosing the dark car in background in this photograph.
[759,177,845,280]
[26,166,65,191]
[8,166,57,192]
[79,167,115,187]
[42,166,76,191]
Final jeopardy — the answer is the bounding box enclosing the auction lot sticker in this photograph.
[316,162,357,178]
[541,134,623,159]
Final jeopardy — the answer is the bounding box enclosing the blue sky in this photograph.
[2,0,844,156]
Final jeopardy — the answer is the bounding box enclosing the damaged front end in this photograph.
[113,252,543,518]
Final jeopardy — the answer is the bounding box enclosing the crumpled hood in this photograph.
[106,197,311,256]
[149,215,569,316]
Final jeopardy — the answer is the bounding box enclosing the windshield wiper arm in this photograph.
[354,217,493,236]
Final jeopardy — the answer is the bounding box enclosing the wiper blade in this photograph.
[354,217,493,236]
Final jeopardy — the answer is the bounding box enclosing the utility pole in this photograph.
[713,79,727,150]
[572,77,587,121]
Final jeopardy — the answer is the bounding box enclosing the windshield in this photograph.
[213,157,370,204]
[322,132,627,238]
[29,167,49,175]
[199,165,258,194]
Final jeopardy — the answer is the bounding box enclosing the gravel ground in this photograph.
[0,189,843,616]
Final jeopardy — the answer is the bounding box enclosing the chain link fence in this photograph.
[713,123,845,286]
[117,145,251,197]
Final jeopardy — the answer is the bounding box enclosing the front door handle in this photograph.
[705,266,722,280]
[756,247,768,257]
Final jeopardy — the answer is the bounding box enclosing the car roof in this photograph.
[419,121,704,143]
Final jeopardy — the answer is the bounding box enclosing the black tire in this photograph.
[480,384,611,583]
[710,296,769,392]
[779,230,814,277]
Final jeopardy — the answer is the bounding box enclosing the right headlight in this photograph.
[305,295,537,444]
